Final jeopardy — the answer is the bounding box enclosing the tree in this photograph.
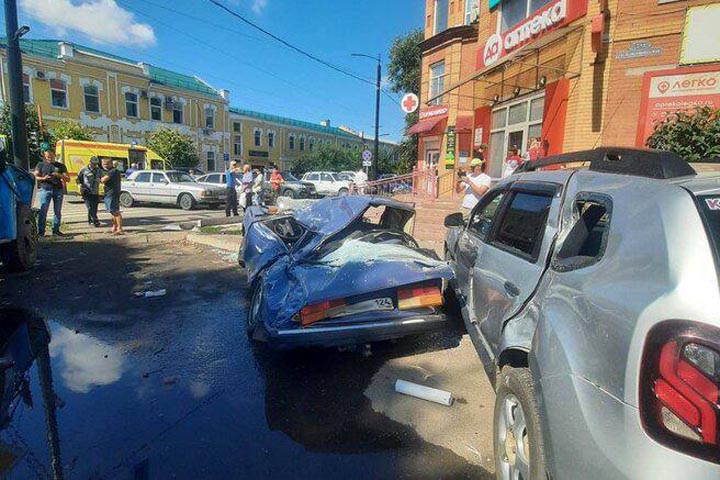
[52,118,95,141]
[0,103,55,168]
[147,127,199,168]
[291,143,361,175]
[387,29,424,173]
[646,107,720,161]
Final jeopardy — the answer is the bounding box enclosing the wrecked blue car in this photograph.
[239,196,454,348]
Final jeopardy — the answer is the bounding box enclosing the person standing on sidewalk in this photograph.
[225,161,240,217]
[34,142,69,237]
[100,158,124,235]
[457,158,491,221]
[241,164,254,211]
[78,157,102,227]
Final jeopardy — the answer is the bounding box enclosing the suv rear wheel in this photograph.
[494,366,547,480]
[282,188,296,199]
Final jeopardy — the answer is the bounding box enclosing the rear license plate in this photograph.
[332,298,394,318]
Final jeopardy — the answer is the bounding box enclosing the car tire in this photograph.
[0,204,37,272]
[246,280,263,339]
[119,192,134,208]
[282,188,296,199]
[494,366,548,480]
[179,193,195,211]
[338,188,348,196]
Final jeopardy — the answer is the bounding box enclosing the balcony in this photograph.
[420,23,479,52]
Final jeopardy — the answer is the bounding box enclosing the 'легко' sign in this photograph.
[478,0,588,69]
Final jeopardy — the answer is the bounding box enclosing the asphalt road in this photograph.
[0,228,495,479]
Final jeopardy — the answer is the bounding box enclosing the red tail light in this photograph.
[640,320,720,464]
[397,284,443,310]
[299,299,345,326]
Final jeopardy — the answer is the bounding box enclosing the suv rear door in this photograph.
[469,182,563,352]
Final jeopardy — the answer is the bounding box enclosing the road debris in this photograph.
[394,379,454,407]
[134,289,167,298]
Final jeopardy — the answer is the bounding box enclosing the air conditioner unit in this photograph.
[140,90,148,99]
[35,71,46,80]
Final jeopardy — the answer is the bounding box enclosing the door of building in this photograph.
[425,150,439,194]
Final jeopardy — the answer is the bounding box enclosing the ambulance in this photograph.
[56,140,169,196]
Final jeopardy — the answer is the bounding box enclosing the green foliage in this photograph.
[387,29,423,95]
[291,143,361,175]
[147,126,199,168]
[387,30,423,171]
[646,106,720,161]
[52,118,95,141]
[0,103,55,167]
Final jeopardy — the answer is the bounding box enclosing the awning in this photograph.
[407,117,445,135]
[455,116,474,133]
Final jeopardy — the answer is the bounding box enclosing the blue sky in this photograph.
[6,0,424,142]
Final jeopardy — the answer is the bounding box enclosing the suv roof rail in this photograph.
[520,147,696,180]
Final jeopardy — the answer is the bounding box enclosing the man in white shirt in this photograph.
[355,168,368,194]
[458,158,492,221]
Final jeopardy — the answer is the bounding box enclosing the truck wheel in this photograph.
[0,204,38,272]
[494,366,548,480]
[338,188,349,196]
[179,193,195,211]
[282,188,295,199]
[119,192,134,208]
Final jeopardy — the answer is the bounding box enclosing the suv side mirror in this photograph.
[444,212,464,228]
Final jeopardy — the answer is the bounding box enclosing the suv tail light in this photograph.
[640,320,720,464]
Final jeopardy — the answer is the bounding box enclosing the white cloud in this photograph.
[20,0,156,48]
[252,0,268,14]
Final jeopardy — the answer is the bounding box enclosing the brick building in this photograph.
[413,0,720,181]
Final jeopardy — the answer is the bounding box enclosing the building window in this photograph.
[50,79,68,109]
[206,151,216,172]
[150,97,162,121]
[173,103,184,124]
[309,137,315,152]
[299,136,305,151]
[289,134,295,150]
[489,94,544,179]
[205,107,215,129]
[125,92,138,118]
[233,135,243,156]
[233,121,242,132]
[501,0,552,32]
[434,0,448,34]
[429,61,445,106]
[22,74,31,104]
[254,128,262,147]
[464,0,479,25]
[268,131,275,148]
[84,85,100,113]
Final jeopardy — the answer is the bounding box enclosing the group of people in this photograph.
[223,162,285,217]
[33,143,124,237]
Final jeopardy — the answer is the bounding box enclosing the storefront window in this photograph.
[530,97,544,122]
[490,94,545,177]
[492,109,507,129]
[508,103,528,125]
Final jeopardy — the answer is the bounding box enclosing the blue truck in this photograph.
[0,137,37,271]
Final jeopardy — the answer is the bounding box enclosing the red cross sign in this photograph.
[401,93,419,114]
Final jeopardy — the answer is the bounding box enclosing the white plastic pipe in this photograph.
[394,379,454,407]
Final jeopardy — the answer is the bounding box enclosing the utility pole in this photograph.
[352,52,382,180]
[4,0,29,170]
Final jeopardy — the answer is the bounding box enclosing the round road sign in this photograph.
[362,149,373,162]
[401,93,419,114]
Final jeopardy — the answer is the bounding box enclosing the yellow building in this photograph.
[228,108,397,170]
[0,39,231,172]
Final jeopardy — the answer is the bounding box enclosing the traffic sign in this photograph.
[362,149,373,162]
[401,93,419,114]
[362,159,372,167]
[223,152,230,161]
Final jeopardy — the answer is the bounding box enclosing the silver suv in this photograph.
[444,148,720,479]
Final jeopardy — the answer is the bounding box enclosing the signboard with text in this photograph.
[445,127,456,169]
[419,105,449,120]
[636,66,720,146]
[477,0,588,69]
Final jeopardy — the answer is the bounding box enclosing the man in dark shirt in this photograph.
[100,158,124,235]
[34,142,69,236]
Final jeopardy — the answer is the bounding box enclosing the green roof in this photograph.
[229,107,357,138]
[0,38,222,98]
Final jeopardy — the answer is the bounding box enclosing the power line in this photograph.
[205,0,378,87]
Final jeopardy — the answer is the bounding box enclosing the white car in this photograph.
[120,170,225,210]
[195,172,244,196]
[301,171,350,196]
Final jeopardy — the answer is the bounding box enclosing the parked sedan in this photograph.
[239,195,453,348]
[120,170,226,210]
[444,148,720,479]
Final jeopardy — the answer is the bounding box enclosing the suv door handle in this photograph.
[504,281,520,297]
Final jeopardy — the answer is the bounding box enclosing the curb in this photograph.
[180,215,244,229]
[185,232,240,253]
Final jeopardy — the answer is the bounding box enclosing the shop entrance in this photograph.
[489,93,545,178]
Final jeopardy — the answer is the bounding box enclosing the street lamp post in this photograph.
[352,53,381,181]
